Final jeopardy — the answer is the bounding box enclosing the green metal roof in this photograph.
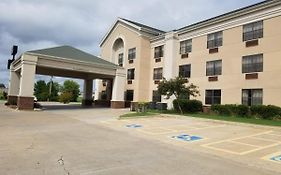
[27,45,119,69]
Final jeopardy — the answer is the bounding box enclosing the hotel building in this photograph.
[96,0,281,108]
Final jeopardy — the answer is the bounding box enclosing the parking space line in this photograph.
[262,151,281,163]
[202,144,242,155]
[251,136,281,143]
[240,143,280,155]
[229,140,260,148]
[138,127,177,135]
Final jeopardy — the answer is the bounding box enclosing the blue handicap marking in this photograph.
[126,124,143,128]
[172,134,202,142]
[270,155,281,162]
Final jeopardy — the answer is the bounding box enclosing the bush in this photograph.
[59,92,72,104]
[211,104,249,117]
[250,105,281,120]
[173,99,202,113]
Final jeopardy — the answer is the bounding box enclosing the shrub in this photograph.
[250,105,281,120]
[211,104,249,117]
[173,99,202,113]
[59,92,72,104]
[211,104,232,116]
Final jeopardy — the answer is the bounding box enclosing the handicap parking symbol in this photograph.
[271,155,281,162]
[172,134,202,142]
[126,124,143,128]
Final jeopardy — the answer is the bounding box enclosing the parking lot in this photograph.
[101,115,281,173]
[0,102,280,175]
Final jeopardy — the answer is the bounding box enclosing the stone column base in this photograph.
[7,95,18,105]
[17,96,34,110]
[111,101,125,108]
[82,99,93,106]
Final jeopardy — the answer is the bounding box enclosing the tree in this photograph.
[61,80,80,102]
[34,80,49,101]
[157,77,200,114]
[47,81,60,101]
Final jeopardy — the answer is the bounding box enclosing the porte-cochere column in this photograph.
[111,68,126,108]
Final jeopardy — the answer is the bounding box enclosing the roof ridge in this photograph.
[119,17,165,33]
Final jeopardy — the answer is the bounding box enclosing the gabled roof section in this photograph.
[100,17,165,46]
[176,0,280,34]
[26,45,119,69]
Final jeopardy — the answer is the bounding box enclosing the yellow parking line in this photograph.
[229,140,260,148]
[240,143,280,155]
[261,151,281,163]
[202,144,242,155]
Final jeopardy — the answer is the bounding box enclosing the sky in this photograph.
[0,0,263,90]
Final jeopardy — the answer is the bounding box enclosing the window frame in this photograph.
[154,45,164,58]
[128,48,136,60]
[179,64,191,78]
[242,89,263,106]
[118,53,124,67]
[242,54,263,73]
[152,90,161,102]
[206,60,222,76]
[127,68,135,80]
[207,31,223,49]
[153,68,163,80]
[205,90,221,105]
[180,39,192,54]
[243,21,263,42]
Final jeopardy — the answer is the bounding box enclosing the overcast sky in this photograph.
[0,0,263,89]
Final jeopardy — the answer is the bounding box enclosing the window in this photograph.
[242,54,263,73]
[206,60,222,76]
[153,68,163,80]
[127,69,135,80]
[152,90,161,102]
[125,90,134,101]
[128,48,136,60]
[101,91,107,100]
[118,53,123,66]
[179,64,191,78]
[205,90,221,105]
[207,31,223,49]
[180,39,192,54]
[243,21,263,41]
[242,89,263,106]
[154,45,164,58]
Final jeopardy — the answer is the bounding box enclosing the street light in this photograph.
[7,45,18,69]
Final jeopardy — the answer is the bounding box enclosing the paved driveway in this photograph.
[0,102,280,175]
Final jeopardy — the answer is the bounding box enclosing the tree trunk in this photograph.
[175,98,183,115]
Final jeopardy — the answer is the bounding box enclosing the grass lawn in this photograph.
[120,110,281,127]
[119,112,158,119]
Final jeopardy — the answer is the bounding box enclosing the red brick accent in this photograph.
[209,48,219,54]
[208,76,218,82]
[17,96,34,110]
[245,73,258,79]
[82,99,93,106]
[246,40,259,47]
[111,101,125,108]
[7,95,18,105]
[181,53,189,59]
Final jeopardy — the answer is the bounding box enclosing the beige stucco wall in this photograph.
[175,15,281,106]
[100,24,152,102]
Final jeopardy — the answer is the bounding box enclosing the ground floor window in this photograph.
[125,90,134,101]
[152,90,161,102]
[101,91,107,100]
[242,89,263,106]
[205,90,221,105]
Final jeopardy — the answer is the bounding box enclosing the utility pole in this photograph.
[48,76,53,101]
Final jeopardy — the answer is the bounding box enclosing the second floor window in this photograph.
[153,68,163,80]
[179,64,191,78]
[243,21,263,41]
[154,45,164,58]
[118,53,123,67]
[128,48,136,60]
[180,39,192,54]
[127,69,135,80]
[207,31,223,49]
[206,60,222,76]
[242,54,263,73]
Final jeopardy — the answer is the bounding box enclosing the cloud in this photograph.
[0,0,263,88]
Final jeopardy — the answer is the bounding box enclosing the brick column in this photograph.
[7,66,20,105]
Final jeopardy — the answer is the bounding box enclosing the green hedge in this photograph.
[211,104,281,120]
[173,99,202,113]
